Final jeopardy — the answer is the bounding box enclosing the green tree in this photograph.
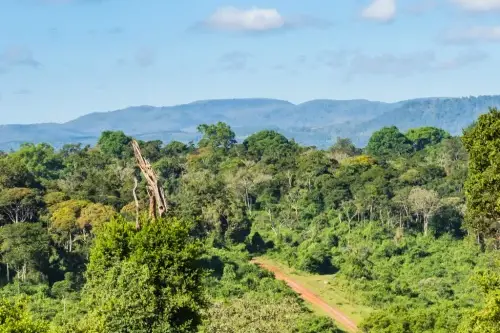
[0,188,39,224]
[97,131,133,159]
[458,268,500,333]
[83,217,206,333]
[197,122,236,152]
[12,143,63,182]
[0,155,37,189]
[0,223,50,282]
[406,127,451,151]
[0,298,48,333]
[365,126,413,159]
[49,200,90,252]
[462,108,500,244]
[243,130,298,166]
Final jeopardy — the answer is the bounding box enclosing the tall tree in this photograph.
[405,127,451,151]
[97,131,133,159]
[462,108,500,245]
[408,187,441,236]
[0,188,39,224]
[0,223,50,282]
[365,126,413,159]
[83,217,206,332]
[197,122,236,152]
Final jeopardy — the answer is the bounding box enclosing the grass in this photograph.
[255,256,373,327]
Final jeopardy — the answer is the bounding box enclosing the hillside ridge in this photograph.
[2,95,500,150]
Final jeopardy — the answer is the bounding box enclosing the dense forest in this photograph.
[0,108,499,333]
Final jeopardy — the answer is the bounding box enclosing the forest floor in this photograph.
[252,257,372,333]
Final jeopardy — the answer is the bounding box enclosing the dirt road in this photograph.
[252,258,359,333]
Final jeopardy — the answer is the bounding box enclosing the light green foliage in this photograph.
[458,267,500,333]
[82,217,206,333]
[200,247,339,333]
[12,143,63,183]
[0,298,48,333]
[202,294,340,333]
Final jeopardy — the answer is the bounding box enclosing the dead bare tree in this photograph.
[131,140,168,224]
[132,177,140,229]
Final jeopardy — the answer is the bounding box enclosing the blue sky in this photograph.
[1,0,500,124]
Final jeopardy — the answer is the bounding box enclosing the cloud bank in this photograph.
[197,7,331,33]
[362,0,397,22]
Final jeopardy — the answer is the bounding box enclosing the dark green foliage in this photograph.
[97,131,132,159]
[197,122,236,152]
[406,127,451,151]
[243,130,299,165]
[0,223,50,283]
[365,126,413,158]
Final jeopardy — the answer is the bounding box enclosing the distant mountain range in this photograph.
[1,95,500,150]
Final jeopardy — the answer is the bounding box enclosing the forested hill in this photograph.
[2,95,500,150]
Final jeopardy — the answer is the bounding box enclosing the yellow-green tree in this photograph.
[0,298,48,332]
[49,200,90,252]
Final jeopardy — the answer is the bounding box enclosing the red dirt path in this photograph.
[252,258,358,333]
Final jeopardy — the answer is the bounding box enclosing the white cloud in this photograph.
[362,0,397,22]
[206,7,286,31]
[451,0,500,11]
[446,26,500,43]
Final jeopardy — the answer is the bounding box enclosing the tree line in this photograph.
[0,109,499,332]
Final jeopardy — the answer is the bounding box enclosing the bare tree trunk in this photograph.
[424,215,429,236]
[6,263,9,282]
[133,177,140,229]
[22,262,27,282]
[132,140,168,220]
[286,171,293,189]
[69,233,73,253]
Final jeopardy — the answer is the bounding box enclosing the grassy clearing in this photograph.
[255,256,373,326]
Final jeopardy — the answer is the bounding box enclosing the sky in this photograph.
[1,0,500,124]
